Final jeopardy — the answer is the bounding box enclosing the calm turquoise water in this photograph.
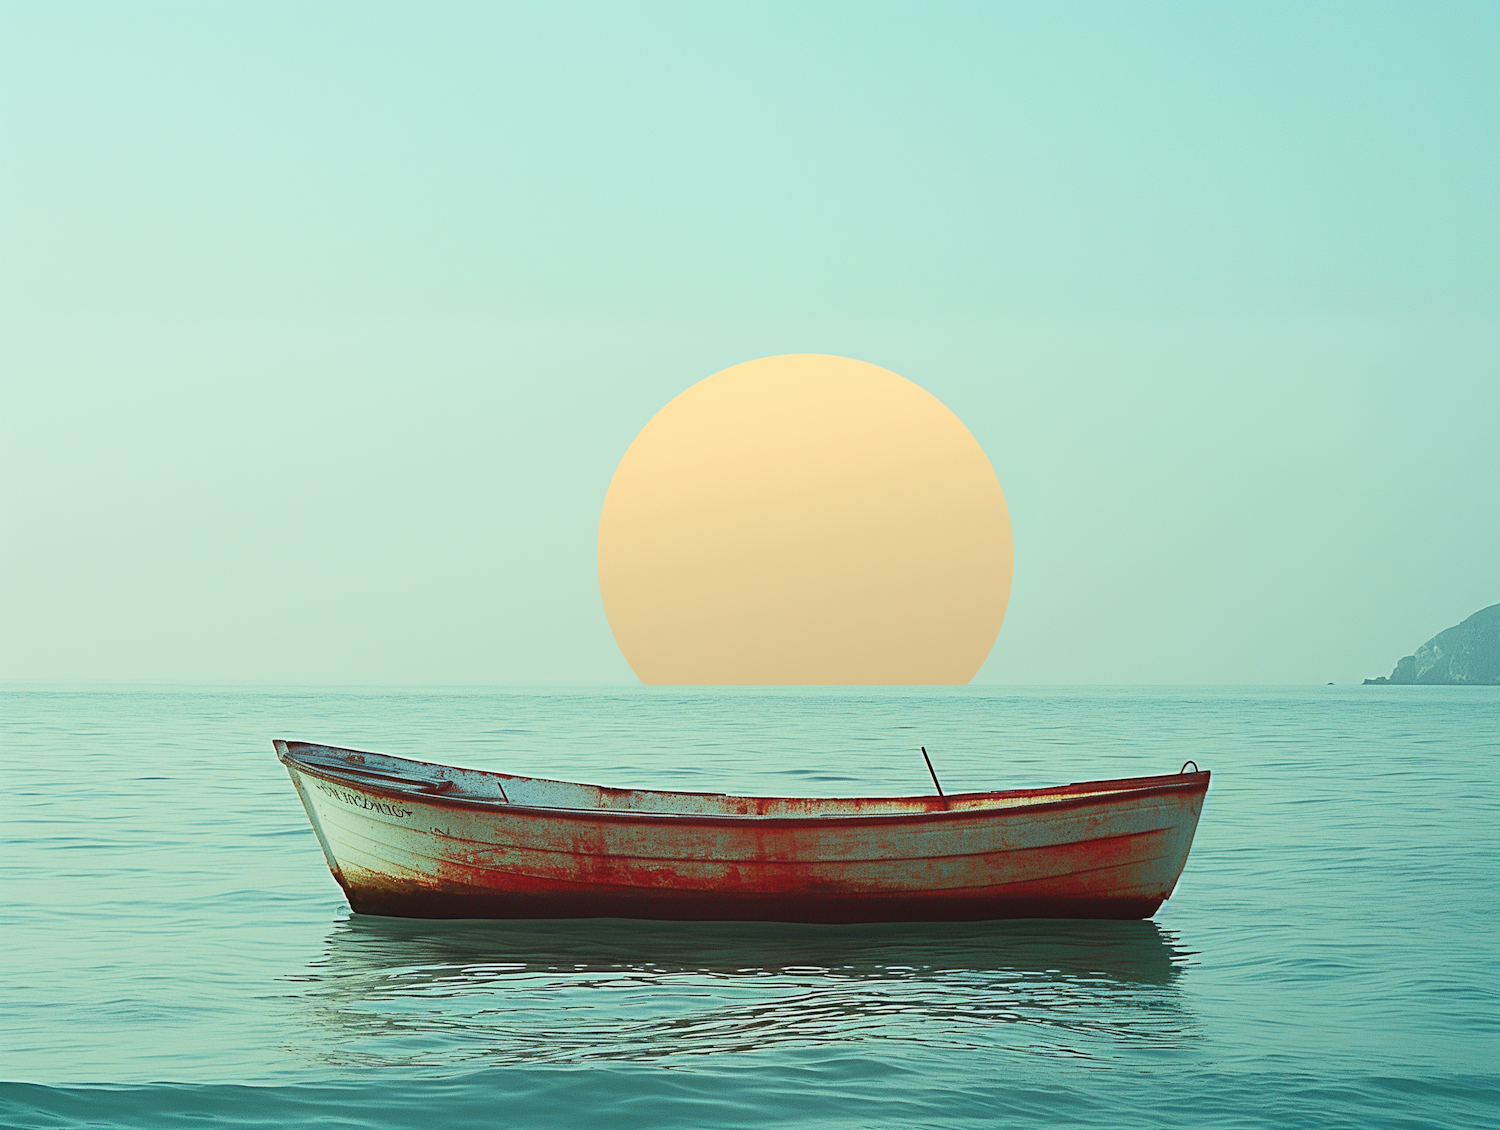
[2,686,1496,1128]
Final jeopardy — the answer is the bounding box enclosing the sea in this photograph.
[2,686,1496,1129]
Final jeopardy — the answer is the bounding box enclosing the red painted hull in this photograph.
[276,740,1210,923]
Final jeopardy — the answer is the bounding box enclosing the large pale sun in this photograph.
[598,354,1012,684]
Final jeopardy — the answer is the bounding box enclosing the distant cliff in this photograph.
[1363,603,1500,685]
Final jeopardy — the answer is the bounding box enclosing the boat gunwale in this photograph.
[277,741,1211,827]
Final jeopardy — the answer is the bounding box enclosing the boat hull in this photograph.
[277,741,1209,923]
[339,877,1167,923]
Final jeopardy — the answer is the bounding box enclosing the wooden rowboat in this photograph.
[275,739,1210,923]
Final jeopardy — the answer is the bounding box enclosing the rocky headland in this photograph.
[1363,603,1500,685]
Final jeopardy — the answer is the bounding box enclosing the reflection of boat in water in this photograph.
[318,913,1187,985]
[287,916,1197,1068]
[276,740,1210,923]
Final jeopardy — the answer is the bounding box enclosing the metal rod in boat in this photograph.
[920,746,944,797]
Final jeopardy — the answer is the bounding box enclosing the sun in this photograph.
[598,354,1012,684]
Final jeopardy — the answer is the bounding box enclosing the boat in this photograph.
[275,739,1210,923]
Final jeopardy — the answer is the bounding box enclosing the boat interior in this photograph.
[276,740,1204,819]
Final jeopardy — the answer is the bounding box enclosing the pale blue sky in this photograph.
[3,2,1496,683]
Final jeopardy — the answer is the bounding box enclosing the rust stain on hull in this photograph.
[276,739,1210,923]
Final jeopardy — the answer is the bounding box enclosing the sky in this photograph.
[2,1,1496,685]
